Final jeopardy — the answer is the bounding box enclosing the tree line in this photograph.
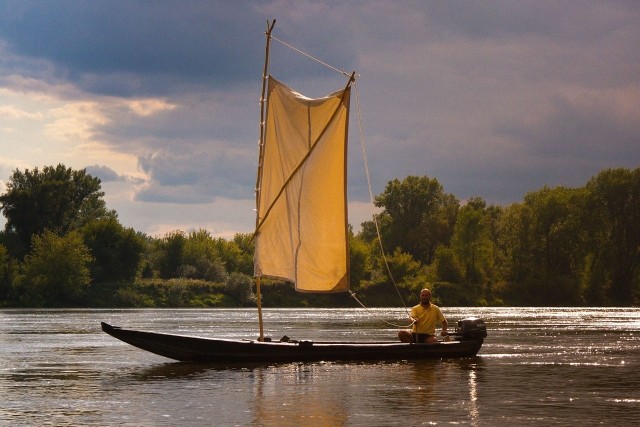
[0,164,638,307]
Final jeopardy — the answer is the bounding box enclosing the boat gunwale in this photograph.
[101,322,477,346]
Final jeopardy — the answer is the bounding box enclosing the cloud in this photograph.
[85,164,126,183]
[0,104,43,120]
[136,148,255,203]
[0,1,267,96]
[503,93,640,164]
[1,0,639,236]
[340,1,640,204]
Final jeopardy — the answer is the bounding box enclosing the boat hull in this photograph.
[101,322,483,363]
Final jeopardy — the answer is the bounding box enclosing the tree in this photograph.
[212,235,247,277]
[497,186,586,305]
[0,164,115,256]
[0,244,14,301]
[585,168,640,304]
[19,230,93,305]
[181,230,228,282]
[434,245,464,284]
[384,248,426,293]
[232,233,255,276]
[451,201,494,289]
[349,234,372,289]
[498,203,533,285]
[373,176,458,263]
[152,230,228,282]
[154,231,187,279]
[416,193,459,265]
[82,218,146,283]
[226,272,255,305]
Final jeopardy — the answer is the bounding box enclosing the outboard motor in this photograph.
[455,317,487,341]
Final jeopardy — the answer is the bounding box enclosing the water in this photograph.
[1,308,639,426]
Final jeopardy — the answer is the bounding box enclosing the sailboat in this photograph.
[101,21,487,363]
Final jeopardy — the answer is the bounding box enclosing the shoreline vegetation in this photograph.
[1,164,639,308]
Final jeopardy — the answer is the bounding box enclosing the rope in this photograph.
[349,291,414,328]
[353,81,412,320]
[271,35,357,79]
[270,28,412,327]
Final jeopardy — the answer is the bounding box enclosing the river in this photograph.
[1,307,639,426]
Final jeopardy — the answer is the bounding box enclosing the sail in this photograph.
[254,76,351,293]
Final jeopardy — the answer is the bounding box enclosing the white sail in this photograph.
[254,76,351,293]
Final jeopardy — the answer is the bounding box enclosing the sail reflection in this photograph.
[251,363,348,426]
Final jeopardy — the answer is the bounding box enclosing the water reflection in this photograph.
[129,363,216,381]
[468,369,479,426]
[2,308,640,426]
[251,363,349,426]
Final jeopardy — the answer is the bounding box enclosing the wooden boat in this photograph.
[102,319,485,363]
[102,20,487,363]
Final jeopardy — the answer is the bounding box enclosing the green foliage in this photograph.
[499,185,598,305]
[581,253,608,305]
[152,229,241,282]
[432,282,475,306]
[585,168,640,304]
[0,244,15,302]
[154,231,187,278]
[349,234,371,289]
[359,212,390,243]
[226,272,256,306]
[434,245,464,283]
[0,164,115,256]
[115,279,231,307]
[1,165,639,308]
[82,218,146,283]
[384,249,424,290]
[181,229,228,282]
[451,202,494,286]
[232,233,255,275]
[375,176,443,232]
[18,230,93,306]
[373,176,458,264]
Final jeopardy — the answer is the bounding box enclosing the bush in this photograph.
[226,272,256,305]
[20,230,93,306]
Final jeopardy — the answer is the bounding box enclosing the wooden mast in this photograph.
[254,19,276,342]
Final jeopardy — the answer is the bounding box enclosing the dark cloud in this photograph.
[347,1,640,206]
[96,88,257,150]
[85,164,125,183]
[136,148,255,203]
[501,96,640,165]
[1,0,639,228]
[0,1,267,96]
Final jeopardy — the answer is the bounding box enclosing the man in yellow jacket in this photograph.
[398,288,448,343]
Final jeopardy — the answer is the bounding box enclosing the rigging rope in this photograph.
[353,81,413,328]
[350,292,414,329]
[271,35,355,78]
[269,29,413,328]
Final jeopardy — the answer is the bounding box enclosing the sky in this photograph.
[0,1,638,238]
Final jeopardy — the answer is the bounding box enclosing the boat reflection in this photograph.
[251,363,349,425]
[118,357,486,425]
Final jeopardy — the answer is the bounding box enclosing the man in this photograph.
[398,288,448,343]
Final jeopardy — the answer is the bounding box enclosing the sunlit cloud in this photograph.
[0,104,44,121]
[126,98,177,117]
[46,101,108,142]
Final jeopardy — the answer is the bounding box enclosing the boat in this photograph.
[101,319,486,363]
[102,20,487,363]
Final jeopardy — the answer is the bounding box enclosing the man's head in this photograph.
[420,288,432,306]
